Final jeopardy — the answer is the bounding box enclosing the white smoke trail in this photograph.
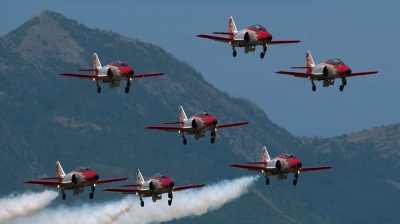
[8,175,258,224]
[0,190,58,223]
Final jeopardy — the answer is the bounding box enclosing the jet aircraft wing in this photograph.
[275,71,325,79]
[60,73,99,79]
[230,164,272,172]
[196,34,247,44]
[146,126,193,132]
[269,40,301,45]
[172,184,205,192]
[299,166,331,172]
[25,180,63,186]
[96,177,128,185]
[217,121,249,129]
[103,188,141,194]
[347,71,378,77]
[132,72,165,78]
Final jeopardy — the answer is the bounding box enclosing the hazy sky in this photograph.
[1,0,399,137]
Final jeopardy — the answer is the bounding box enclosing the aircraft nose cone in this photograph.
[346,69,352,75]
[212,119,218,126]
[169,181,175,188]
[129,70,135,75]
[94,174,99,181]
[267,35,273,41]
[297,161,302,168]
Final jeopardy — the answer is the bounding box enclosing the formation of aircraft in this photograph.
[104,169,205,207]
[146,106,249,145]
[197,16,300,58]
[275,50,379,91]
[230,146,331,186]
[60,53,164,93]
[25,161,127,200]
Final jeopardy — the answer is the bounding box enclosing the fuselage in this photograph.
[182,111,218,134]
[97,60,135,83]
[234,24,272,46]
[265,153,302,180]
[140,173,174,198]
[61,166,99,190]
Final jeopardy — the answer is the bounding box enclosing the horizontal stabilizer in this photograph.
[77,68,98,72]
[96,177,127,185]
[164,121,184,125]
[121,184,142,187]
[40,177,62,180]
[212,32,234,35]
[290,66,311,69]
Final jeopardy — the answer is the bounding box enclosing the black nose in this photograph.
[267,35,272,41]
[212,119,218,126]
[346,69,352,75]
[94,174,99,181]
[129,70,135,75]
[169,181,175,188]
[297,162,302,168]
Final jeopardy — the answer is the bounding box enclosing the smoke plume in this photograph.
[0,190,58,223]
[8,175,258,224]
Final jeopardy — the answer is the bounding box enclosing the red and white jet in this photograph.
[104,169,205,207]
[230,146,331,186]
[276,50,379,91]
[146,106,249,145]
[25,161,127,200]
[197,16,300,58]
[60,53,164,93]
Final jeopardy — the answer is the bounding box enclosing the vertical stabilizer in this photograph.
[263,146,271,163]
[56,161,65,178]
[93,53,102,73]
[179,106,187,122]
[136,169,145,185]
[228,15,237,38]
[306,50,315,73]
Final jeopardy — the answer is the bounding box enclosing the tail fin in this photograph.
[136,169,145,185]
[228,16,237,38]
[263,146,271,163]
[179,106,187,122]
[93,53,102,73]
[306,50,315,73]
[56,161,65,178]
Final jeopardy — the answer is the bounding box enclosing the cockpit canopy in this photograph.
[74,166,92,172]
[151,173,168,179]
[110,60,128,67]
[248,24,266,31]
[280,153,296,158]
[326,58,345,66]
[194,111,212,117]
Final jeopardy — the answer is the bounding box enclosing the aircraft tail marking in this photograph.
[306,50,315,73]
[136,169,145,185]
[93,53,102,73]
[179,106,187,122]
[263,146,271,163]
[228,15,237,38]
[56,161,65,178]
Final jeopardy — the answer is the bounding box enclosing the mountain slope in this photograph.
[0,11,399,224]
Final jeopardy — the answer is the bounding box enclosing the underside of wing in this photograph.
[146,126,192,132]
[275,71,325,79]
[197,34,234,43]
[132,72,165,79]
[103,188,141,194]
[173,184,205,192]
[25,180,63,186]
[212,32,234,35]
[269,40,301,45]
[60,73,98,79]
[299,166,331,172]
[348,71,378,77]
[96,177,127,185]
[217,121,249,129]
[230,164,266,172]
